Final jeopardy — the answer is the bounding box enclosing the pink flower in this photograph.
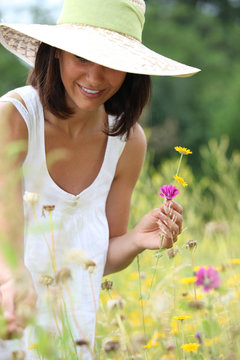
[158,184,179,200]
[196,266,221,292]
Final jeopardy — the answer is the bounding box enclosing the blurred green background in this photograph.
[1,0,240,172]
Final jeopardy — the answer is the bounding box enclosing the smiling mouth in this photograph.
[81,86,102,94]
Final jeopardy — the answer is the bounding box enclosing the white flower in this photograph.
[23,191,40,205]
[65,249,96,273]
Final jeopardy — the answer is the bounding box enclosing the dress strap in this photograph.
[0,95,30,131]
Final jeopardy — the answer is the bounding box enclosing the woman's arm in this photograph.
[105,124,182,275]
[0,98,36,337]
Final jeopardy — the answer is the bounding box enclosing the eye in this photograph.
[75,55,88,63]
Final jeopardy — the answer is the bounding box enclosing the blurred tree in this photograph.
[0,47,29,96]
[0,5,54,96]
[146,0,240,23]
[142,1,240,170]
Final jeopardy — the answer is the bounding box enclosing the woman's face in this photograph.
[57,50,127,113]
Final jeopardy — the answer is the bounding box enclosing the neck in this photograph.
[44,105,107,138]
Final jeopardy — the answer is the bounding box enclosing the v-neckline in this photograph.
[38,99,112,199]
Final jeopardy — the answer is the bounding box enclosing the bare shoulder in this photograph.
[0,91,28,164]
[123,123,147,162]
[115,123,147,181]
[0,91,28,143]
[127,123,146,148]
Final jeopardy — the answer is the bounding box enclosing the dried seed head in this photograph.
[75,339,89,347]
[38,274,54,286]
[103,339,120,353]
[85,260,96,274]
[186,240,198,249]
[65,249,96,273]
[55,267,72,284]
[167,344,176,352]
[188,300,205,310]
[111,313,126,326]
[101,279,113,291]
[23,191,40,205]
[42,205,55,216]
[11,351,26,360]
[43,205,55,212]
[168,248,179,259]
[131,333,146,349]
[107,298,125,311]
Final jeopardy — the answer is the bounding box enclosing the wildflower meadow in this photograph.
[97,137,240,360]
[1,136,240,360]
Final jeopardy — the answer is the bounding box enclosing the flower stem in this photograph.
[64,281,87,341]
[58,287,78,355]
[148,235,163,299]
[137,255,148,360]
[176,153,184,176]
[191,250,197,301]
[89,272,98,351]
[48,210,57,273]
[180,320,186,360]
[31,204,55,273]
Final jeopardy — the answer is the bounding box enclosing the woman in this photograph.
[0,0,200,358]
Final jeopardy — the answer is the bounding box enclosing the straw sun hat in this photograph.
[0,0,200,77]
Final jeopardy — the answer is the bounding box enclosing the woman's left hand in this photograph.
[133,200,183,251]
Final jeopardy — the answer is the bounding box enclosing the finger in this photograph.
[161,234,174,249]
[157,219,176,248]
[161,208,182,233]
[162,203,182,221]
[158,212,181,235]
[164,200,183,215]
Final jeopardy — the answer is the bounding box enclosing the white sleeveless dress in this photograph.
[0,86,126,359]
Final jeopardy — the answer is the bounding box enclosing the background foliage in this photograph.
[1,0,240,173]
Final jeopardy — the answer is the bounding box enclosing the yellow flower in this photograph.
[227,274,240,287]
[28,343,38,350]
[130,272,139,280]
[173,174,188,187]
[193,266,201,272]
[143,339,160,349]
[174,146,192,155]
[173,315,191,321]
[143,331,165,348]
[128,311,141,326]
[179,277,197,285]
[205,337,220,346]
[153,331,165,339]
[218,316,227,325]
[229,258,240,265]
[171,320,178,334]
[181,343,199,352]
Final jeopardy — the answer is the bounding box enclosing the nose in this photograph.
[86,63,105,85]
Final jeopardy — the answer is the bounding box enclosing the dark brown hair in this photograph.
[28,43,151,138]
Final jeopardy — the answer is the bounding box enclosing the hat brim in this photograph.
[0,23,200,77]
